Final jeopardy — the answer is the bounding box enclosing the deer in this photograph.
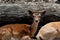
[36,21,60,40]
[0,10,46,40]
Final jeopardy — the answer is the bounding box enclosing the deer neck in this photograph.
[31,20,39,28]
[31,20,39,37]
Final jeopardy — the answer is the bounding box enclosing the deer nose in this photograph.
[35,20,38,22]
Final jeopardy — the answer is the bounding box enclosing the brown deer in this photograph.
[0,10,46,40]
[36,21,60,40]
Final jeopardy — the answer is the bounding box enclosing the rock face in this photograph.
[0,0,58,4]
[0,4,33,26]
[41,3,60,22]
[0,1,60,26]
[0,2,60,26]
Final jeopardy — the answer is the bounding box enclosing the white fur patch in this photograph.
[11,37,15,40]
[11,37,19,40]
[21,36,31,40]
[36,33,44,39]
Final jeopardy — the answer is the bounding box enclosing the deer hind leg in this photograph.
[45,28,58,40]
[2,34,11,40]
[1,31,12,40]
[46,30,57,40]
[36,26,58,40]
[42,30,58,40]
[0,28,12,40]
[46,31,58,40]
[12,31,20,40]
[0,32,11,40]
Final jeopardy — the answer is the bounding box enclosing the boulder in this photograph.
[0,4,33,26]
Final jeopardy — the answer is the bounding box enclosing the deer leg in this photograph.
[2,35,11,40]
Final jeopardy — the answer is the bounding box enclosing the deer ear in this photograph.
[28,10,33,16]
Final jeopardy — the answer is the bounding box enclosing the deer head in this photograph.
[28,10,46,37]
[28,10,46,23]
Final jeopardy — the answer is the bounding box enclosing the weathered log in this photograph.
[0,5,33,26]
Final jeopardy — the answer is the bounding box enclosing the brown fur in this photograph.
[0,10,46,40]
[0,24,31,40]
[36,22,60,40]
[0,26,12,40]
